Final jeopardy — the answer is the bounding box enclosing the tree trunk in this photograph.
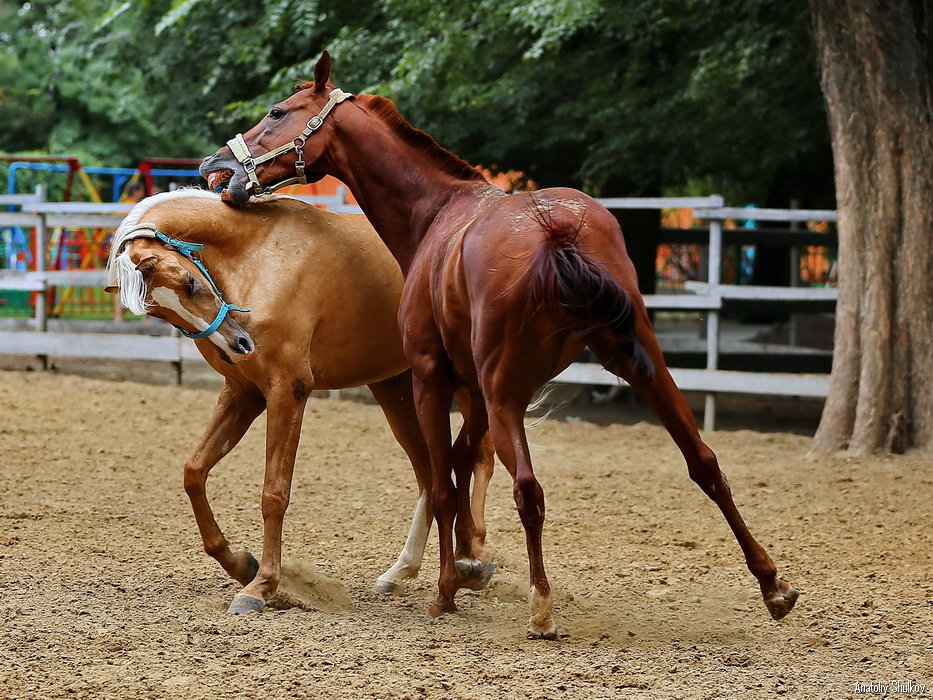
[809,0,933,455]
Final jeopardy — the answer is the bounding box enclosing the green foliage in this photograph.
[0,3,57,153]
[1,0,187,163]
[0,0,833,205]
[326,0,832,203]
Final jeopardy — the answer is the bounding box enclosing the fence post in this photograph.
[788,199,801,347]
[169,327,183,385]
[34,185,48,334]
[704,217,723,431]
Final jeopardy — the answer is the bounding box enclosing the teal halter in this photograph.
[152,231,250,340]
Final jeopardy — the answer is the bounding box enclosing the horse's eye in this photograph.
[185,275,199,295]
[269,107,285,120]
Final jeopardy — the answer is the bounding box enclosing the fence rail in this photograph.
[1,189,838,429]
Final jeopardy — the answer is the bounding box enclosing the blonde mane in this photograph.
[108,189,218,267]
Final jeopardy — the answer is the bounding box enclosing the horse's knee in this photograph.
[687,444,730,498]
[183,460,207,498]
[409,350,449,384]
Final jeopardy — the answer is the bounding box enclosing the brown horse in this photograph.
[105,189,494,613]
[201,51,799,637]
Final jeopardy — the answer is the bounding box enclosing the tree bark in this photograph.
[809,0,933,455]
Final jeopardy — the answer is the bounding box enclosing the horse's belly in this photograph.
[305,301,407,390]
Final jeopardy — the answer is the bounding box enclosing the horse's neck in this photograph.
[151,201,271,277]
[331,109,491,274]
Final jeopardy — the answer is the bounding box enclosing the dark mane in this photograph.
[294,83,484,182]
[355,94,486,183]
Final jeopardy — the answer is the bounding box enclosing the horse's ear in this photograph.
[135,256,158,274]
[313,50,332,91]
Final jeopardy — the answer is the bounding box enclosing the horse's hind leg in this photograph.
[589,325,799,620]
[451,389,495,590]
[471,332,561,638]
[183,382,265,586]
[483,386,558,639]
[228,374,311,614]
[368,370,434,594]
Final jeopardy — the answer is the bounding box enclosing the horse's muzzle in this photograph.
[200,151,252,205]
[221,314,255,358]
[223,177,253,206]
[230,332,255,356]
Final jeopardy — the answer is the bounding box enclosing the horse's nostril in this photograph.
[236,336,254,354]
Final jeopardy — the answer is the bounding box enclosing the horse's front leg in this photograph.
[227,375,311,614]
[468,433,495,568]
[184,382,265,586]
[368,371,434,594]
[370,373,496,595]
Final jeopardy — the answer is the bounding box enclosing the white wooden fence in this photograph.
[1,187,837,429]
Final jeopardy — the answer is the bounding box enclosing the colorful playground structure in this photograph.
[1,155,202,317]
[0,160,370,319]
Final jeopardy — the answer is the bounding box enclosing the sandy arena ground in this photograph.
[0,369,931,699]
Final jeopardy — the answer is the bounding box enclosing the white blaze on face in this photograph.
[149,286,229,353]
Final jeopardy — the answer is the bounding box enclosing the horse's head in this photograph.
[200,51,351,205]
[106,237,255,361]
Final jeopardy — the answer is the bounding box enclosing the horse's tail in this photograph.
[525,197,654,380]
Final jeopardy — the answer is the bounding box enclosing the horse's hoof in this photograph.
[467,560,496,591]
[427,600,457,618]
[234,551,260,586]
[764,581,800,620]
[527,618,559,640]
[455,558,496,591]
[373,578,402,596]
[227,593,265,615]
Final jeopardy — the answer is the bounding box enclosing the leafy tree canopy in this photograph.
[0,0,833,205]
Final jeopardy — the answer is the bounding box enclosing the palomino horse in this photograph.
[105,189,494,613]
[201,51,799,637]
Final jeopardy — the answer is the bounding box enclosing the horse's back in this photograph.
[457,187,633,303]
[424,186,642,390]
[151,194,408,388]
